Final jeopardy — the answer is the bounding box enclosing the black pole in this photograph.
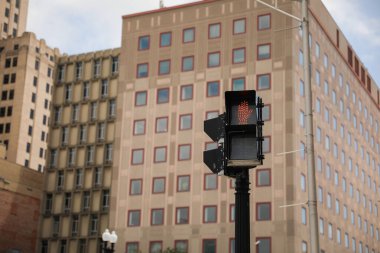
[235,168,250,253]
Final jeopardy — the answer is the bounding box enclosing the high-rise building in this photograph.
[0,32,60,171]
[0,0,29,39]
[108,0,380,253]
[39,49,120,253]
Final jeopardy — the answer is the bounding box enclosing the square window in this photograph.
[128,210,141,226]
[256,202,271,220]
[182,56,194,72]
[183,28,195,43]
[233,18,246,34]
[257,74,271,90]
[130,179,142,195]
[158,88,173,106]
[154,146,167,163]
[232,78,245,91]
[208,52,220,68]
[126,242,139,253]
[204,174,217,190]
[256,169,271,186]
[203,239,216,253]
[258,14,271,30]
[179,114,192,130]
[135,91,147,106]
[160,32,171,47]
[258,44,271,60]
[137,63,148,78]
[131,149,144,165]
[177,175,190,192]
[176,207,189,224]
[207,81,220,97]
[152,177,165,193]
[203,206,217,223]
[181,84,193,101]
[175,240,188,253]
[133,119,146,135]
[158,60,170,75]
[151,209,164,225]
[156,117,168,133]
[178,144,191,161]
[138,36,150,50]
[149,241,162,253]
[209,23,221,39]
[206,111,219,120]
[233,48,245,64]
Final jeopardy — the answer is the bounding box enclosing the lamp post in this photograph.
[102,229,118,253]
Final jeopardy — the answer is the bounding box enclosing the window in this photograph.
[75,62,83,80]
[93,59,101,77]
[319,218,324,234]
[150,242,162,253]
[179,114,192,130]
[204,206,217,223]
[155,117,168,133]
[208,52,220,68]
[233,48,245,64]
[133,119,145,135]
[209,23,221,39]
[207,81,220,97]
[151,209,164,225]
[152,177,165,193]
[101,79,108,97]
[128,210,141,226]
[328,223,333,240]
[157,88,169,103]
[126,242,139,253]
[177,175,190,192]
[160,32,171,47]
[203,239,216,253]
[182,56,194,71]
[301,241,307,253]
[301,174,306,192]
[232,78,245,91]
[230,205,236,222]
[258,14,271,30]
[205,174,217,190]
[262,105,271,121]
[131,149,144,165]
[256,237,271,253]
[175,240,188,253]
[154,147,167,163]
[137,63,148,78]
[257,74,270,90]
[112,56,119,74]
[233,18,246,34]
[135,91,147,106]
[258,44,271,60]
[158,60,170,75]
[108,99,116,118]
[300,80,305,96]
[183,28,195,43]
[138,35,150,50]
[178,144,191,161]
[94,167,102,186]
[181,84,193,100]
[263,136,271,153]
[82,191,90,211]
[256,203,271,220]
[130,179,142,195]
[176,207,189,224]
[105,144,113,162]
[256,169,270,186]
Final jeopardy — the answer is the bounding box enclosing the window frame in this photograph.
[179,113,193,130]
[127,210,141,227]
[180,84,193,101]
[129,179,143,196]
[138,35,150,51]
[256,202,271,221]
[183,27,195,43]
[232,47,246,64]
[150,208,164,226]
[155,116,168,133]
[177,175,191,192]
[207,51,221,68]
[257,43,271,60]
[159,32,172,47]
[232,77,246,91]
[157,87,170,104]
[203,205,218,223]
[178,144,191,161]
[256,168,271,187]
[181,56,194,72]
[257,13,271,30]
[206,81,220,97]
[131,148,144,165]
[204,173,218,190]
[208,23,221,39]
[154,146,167,163]
[133,119,146,136]
[135,91,148,106]
[257,73,271,90]
[175,207,189,224]
[158,59,171,75]
[233,18,246,35]
[136,63,149,78]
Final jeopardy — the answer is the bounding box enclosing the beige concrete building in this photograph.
[108,0,380,253]
[0,0,28,39]
[39,49,120,253]
[0,144,44,253]
[0,32,59,171]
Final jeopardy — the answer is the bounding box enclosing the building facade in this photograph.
[110,0,380,253]
[39,49,120,253]
[0,150,44,253]
[0,0,28,39]
[0,32,60,171]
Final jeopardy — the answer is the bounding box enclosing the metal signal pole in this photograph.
[301,1,320,253]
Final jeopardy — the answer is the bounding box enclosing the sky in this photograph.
[26,0,380,84]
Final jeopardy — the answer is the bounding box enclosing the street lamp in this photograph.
[102,229,118,253]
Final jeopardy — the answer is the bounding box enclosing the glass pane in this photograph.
[232,78,245,91]
[209,24,220,38]
[208,53,220,67]
[233,48,245,63]
[258,15,270,30]
[160,32,171,47]
[157,89,169,103]
[207,82,219,96]
[258,45,270,60]
[258,75,270,90]
[182,57,194,71]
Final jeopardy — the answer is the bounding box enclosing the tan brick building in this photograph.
[0,147,44,253]
[39,49,120,253]
[0,0,28,39]
[108,0,380,253]
[0,32,60,171]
